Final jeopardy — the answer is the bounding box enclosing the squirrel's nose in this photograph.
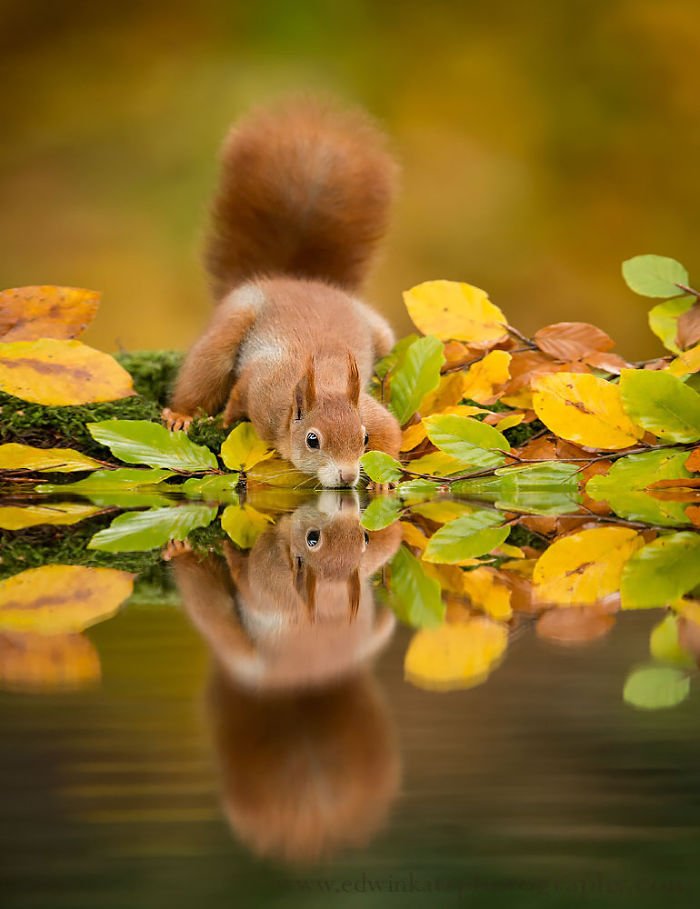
[339,468,358,487]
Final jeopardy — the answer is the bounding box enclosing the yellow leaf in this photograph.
[0,286,100,342]
[424,563,480,591]
[533,526,644,605]
[407,450,466,476]
[404,617,508,692]
[495,543,525,559]
[461,350,511,404]
[403,280,509,346]
[400,521,429,551]
[221,503,274,548]
[411,500,473,523]
[0,442,102,473]
[246,456,316,488]
[0,502,100,530]
[0,632,101,692]
[494,412,525,433]
[667,343,700,378]
[501,389,534,409]
[0,338,135,405]
[220,422,275,472]
[460,566,513,620]
[401,421,427,452]
[420,371,467,415]
[532,372,644,450]
[0,565,133,634]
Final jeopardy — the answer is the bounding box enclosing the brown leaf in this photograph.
[504,350,587,395]
[686,505,700,527]
[582,351,633,375]
[442,341,478,371]
[677,302,700,351]
[0,286,100,342]
[514,436,557,461]
[536,606,615,646]
[535,321,615,361]
[686,448,700,473]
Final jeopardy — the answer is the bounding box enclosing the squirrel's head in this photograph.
[287,354,366,487]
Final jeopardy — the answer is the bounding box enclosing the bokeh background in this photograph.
[1,0,699,358]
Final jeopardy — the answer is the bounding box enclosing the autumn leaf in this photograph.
[460,566,513,620]
[648,296,696,354]
[246,457,316,488]
[403,280,508,347]
[677,302,700,350]
[410,499,474,524]
[419,371,467,415]
[534,322,615,361]
[532,372,644,450]
[0,632,101,692]
[533,526,643,605]
[0,338,135,405]
[536,607,615,645]
[404,617,508,692]
[649,614,695,669]
[221,503,274,548]
[0,442,102,473]
[0,502,100,530]
[666,343,700,378]
[220,421,275,472]
[686,448,700,472]
[461,350,511,403]
[0,286,100,342]
[0,565,133,634]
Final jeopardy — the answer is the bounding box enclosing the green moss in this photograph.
[503,418,545,448]
[114,349,183,406]
[0,392,161,457]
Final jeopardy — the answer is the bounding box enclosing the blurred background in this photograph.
[1,0,699,358]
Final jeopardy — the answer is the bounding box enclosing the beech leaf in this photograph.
[0,286,100,342]
[648,296,696,354]
[532,372,644,450]
[0,338,135,405]
[622,255,689,298]
[423,414,508,469]
[220,422,275,472]
[403,280,508,346]
[0,502,101,531]
[88,420,218,471]
[534,321,615,361]
[620,368,700,443]
[0,442,102,473]
[389,335,445,425]
[88,504,216,552]
[360,451,404,484]
[623,665,690,710]
[388,545,444,628]
[422,509,509,563]
[620,531,700,608]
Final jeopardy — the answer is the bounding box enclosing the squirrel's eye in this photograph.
[306,529,321,548]
[363,429,369,447]
[306,432,320,450]
[363,530,370,546]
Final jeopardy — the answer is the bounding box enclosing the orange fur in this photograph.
[168,98,402,487]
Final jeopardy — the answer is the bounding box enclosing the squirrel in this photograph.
[163,98,402,488]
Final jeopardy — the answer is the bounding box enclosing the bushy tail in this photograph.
[204,97,398,298]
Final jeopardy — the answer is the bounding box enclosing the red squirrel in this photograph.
[164,98,402,487]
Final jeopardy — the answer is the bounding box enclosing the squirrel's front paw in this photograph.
[162,539,193,561]
[162,407,193,432]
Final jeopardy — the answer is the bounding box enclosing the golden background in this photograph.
[1,0,699,358]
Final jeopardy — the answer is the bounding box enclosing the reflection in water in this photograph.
[171,491,402,863]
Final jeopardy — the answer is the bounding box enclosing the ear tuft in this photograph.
[348,569,361,620]
[292,355,317,420]
[347,353,361,406]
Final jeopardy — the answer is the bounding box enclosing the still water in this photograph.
[1,491,698,909]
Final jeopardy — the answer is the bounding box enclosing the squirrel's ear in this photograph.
[347,353,360,407]
[293,356,316,420]
[347,568,361,621]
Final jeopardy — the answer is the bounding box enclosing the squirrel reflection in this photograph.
[170,491,402,864]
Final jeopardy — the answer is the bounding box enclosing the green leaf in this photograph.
[387,545,444,628]
[182,474,240,503]
[423,414,508,469]
[423,510,509,563]
[648,296,696,354]
[621,531,700,608]
[388,335,445,426]
[620,368,700,443]
[397,478,440,503]
[221,504,274,548]
[360,451,404,484]
[622,254,689,298]
[454,461,581,516]
[220,422,274,472]
[374,333,419,380]
[623,664,690,710]
[586,448,693,526]
[36,467,177,508]
[361,496,403,531]
[649,614,695,669]
[88,504,216,552]
[88,420,218,472]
